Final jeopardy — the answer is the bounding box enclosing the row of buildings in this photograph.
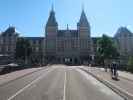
[0,7,133,65]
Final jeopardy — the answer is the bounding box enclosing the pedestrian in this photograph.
[111,61,118,80]
[110,63,113,78]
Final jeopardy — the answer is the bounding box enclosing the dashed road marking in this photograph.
[63,71,67,100]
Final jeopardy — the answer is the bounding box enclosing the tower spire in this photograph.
[78,6,90,27]
[77,5,91,37]
[51,3,54,12]
[46,4,58,26]
[82,3,84,12]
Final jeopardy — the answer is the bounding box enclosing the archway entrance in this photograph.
[64,57,72,65]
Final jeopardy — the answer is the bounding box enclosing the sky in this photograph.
[0,0,133,37]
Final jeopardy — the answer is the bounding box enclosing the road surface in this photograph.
[0,65,124,100]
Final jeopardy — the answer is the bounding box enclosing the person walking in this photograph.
[111,61,119,80]
[110,63,113,78]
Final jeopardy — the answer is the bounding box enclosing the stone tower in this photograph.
[77,9,92,62]
[45,5,58,63]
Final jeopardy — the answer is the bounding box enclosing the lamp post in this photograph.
[24,45,28,65]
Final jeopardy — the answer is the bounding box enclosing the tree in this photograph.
[97,34,119,70]
[15,38,32,64]
[127,56,133,72]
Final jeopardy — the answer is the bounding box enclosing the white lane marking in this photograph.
[63,71,66,100]
[7,68,55,100]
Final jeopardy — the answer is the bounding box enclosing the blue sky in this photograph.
[0,0,133,37]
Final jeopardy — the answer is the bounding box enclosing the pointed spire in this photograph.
[46,4,58,26]
[82,3,84,12]
[78,7,90,27]
[51,3,54,12]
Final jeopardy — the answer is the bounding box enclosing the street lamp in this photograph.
[24,45,28,65]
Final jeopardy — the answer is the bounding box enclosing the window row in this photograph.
[0,46,15,52]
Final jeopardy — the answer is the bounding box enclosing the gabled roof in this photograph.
[1,26,18,37]
[115,27,133,37]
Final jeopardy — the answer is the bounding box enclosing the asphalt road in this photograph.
[0,65,124,100]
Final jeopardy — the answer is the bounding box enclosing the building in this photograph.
[0,27,44,64]
[0,27,18,64]
[0,7,133,65]
[0,27,18,56]
[45,7,93,64]
[114,27,133,56]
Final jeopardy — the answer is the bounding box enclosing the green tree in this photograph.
[15,38,32,64]
[127,56,133,72]
[97,34,119,70]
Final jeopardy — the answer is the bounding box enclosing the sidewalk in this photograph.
[118,71,133,82]
[89,67,133,81]
[0,67,42,86]
[80,66,133,100]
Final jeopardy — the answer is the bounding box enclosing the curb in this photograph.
[81,68,133,100]
[0,67,45,87]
